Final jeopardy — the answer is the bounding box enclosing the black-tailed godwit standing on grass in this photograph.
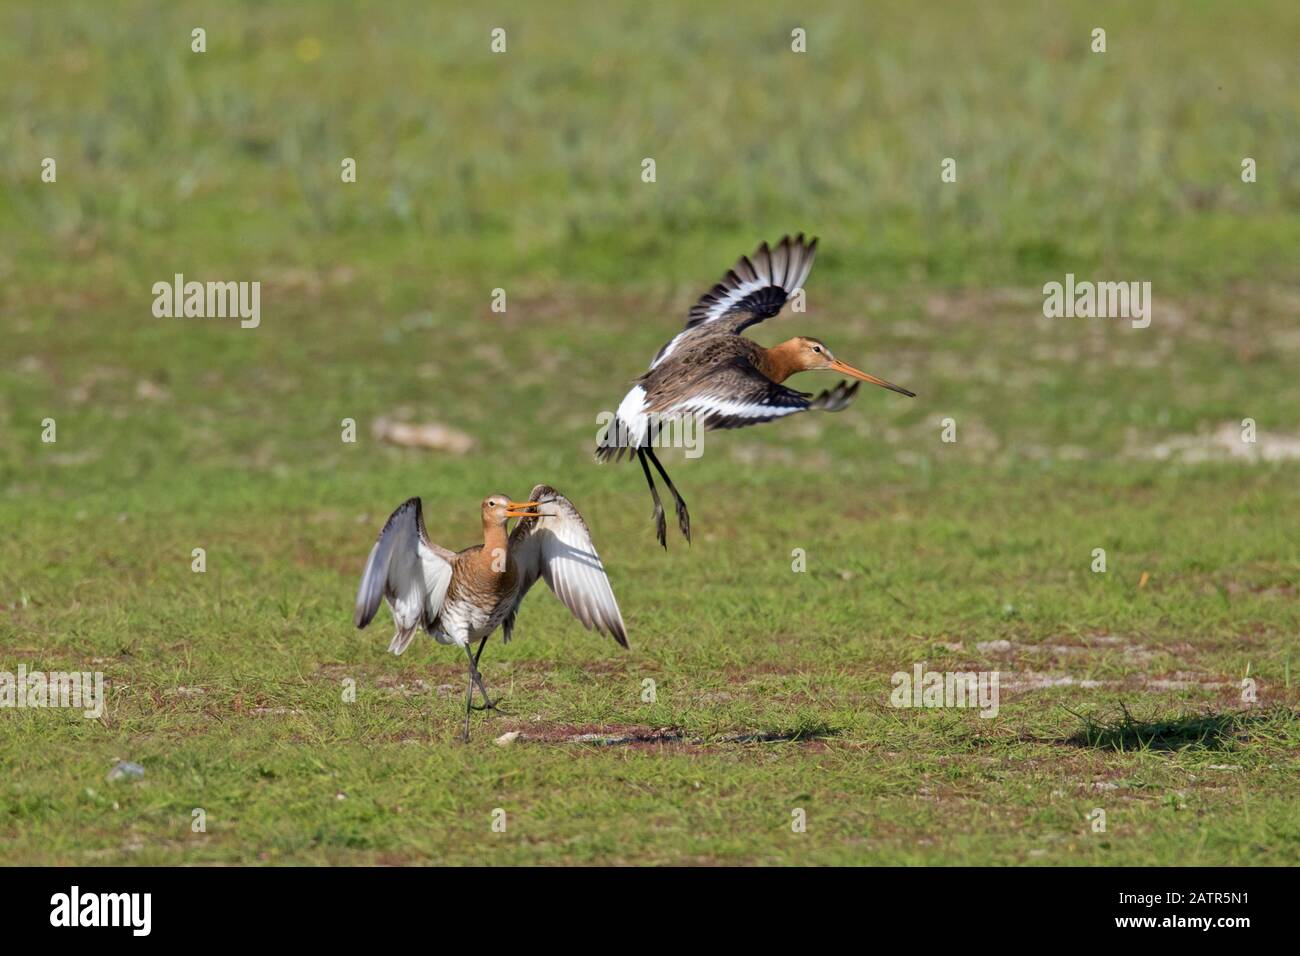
[596,234,915,547]
[354,486,627,741]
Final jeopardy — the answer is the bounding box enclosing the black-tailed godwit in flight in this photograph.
[596,234,914,547]
[354,486,627,740]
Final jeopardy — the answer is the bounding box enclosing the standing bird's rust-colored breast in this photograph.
[448,544,520,613]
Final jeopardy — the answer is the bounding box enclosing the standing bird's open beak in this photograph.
[505,500,545,518]
[828,359,915,397]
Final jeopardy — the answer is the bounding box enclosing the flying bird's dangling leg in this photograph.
[469,636,498,711]
[644,445,690,544]
[636,447,668,548]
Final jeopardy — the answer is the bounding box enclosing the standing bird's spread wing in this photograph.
[651,357,861,431]
[354,497,455,655]
[650,233,818,370]
[506,485,628,647]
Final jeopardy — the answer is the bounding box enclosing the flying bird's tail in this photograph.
[596,384,650,463]
[595,428,625,462]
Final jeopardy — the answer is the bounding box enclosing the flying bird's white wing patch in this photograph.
[672,392,807,426]
[354,497,454,655]
[659,364,861,432]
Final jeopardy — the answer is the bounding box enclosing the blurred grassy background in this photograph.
[4,1,1300,287]
[1,1,1297,865]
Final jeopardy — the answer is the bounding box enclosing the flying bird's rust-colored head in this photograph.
[481,494,545,528]
[769,336,915,397]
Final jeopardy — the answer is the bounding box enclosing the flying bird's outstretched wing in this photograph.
[647,356,860,431]
[650,233,818,370]
[354,497,455,655]
[506,485,628,647]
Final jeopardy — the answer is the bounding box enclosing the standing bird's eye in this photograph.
[812,346,822,354]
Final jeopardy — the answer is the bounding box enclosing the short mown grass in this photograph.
[1,1,1298,865]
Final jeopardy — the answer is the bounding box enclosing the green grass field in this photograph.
[2,1,1298,865]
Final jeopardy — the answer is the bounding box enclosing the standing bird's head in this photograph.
[481,494,545,529]
[774,336,915,397]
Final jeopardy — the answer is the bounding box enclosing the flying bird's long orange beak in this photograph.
[829,359,915,397]
[505,500,545,518]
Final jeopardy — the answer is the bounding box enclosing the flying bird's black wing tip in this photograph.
[806,379,858,412]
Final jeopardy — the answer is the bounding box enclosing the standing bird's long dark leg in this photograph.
[461,643,477,743]
[469,635,498,711]
[636,447,668,548]
[645,445,690,543]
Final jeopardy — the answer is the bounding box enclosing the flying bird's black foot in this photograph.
[637,447,670,550]
[642,445,688,547]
